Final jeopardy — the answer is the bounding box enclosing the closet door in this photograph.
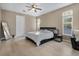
[16,15,25,37]
[62,10,73,36]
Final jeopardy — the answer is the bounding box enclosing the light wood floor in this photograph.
[0,37,79,56]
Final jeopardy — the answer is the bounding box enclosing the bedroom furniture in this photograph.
[40,27,62,43]
[26,27,56,46]
[54,35,63,42]
[62,9,73,36]
[26,30,54,46]
[42,27,63,42]
[70,29,79,50]
[40,27,63,42]
[40,27,57,35]
[71,36,79,50]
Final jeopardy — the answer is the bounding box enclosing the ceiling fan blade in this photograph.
[28,8,32,11]
[36,8,42,10]
[23,8,32,12]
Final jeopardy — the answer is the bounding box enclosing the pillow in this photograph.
[40,29,48,32]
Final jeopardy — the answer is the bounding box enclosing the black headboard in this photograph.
[40,27,56,30]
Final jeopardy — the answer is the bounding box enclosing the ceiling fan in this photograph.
[23,3,42,13]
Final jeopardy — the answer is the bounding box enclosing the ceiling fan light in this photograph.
[32,8,35,11]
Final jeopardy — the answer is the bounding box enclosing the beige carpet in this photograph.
[0,37,79,56]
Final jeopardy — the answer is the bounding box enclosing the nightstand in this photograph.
[54,34,63,42]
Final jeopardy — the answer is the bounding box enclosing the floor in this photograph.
[0,37,79,56]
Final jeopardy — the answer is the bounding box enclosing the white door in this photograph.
[16,15,25,37]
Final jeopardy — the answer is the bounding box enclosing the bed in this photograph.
[25,27,57,46]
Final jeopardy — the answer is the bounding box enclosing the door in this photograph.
[16,15,25,37]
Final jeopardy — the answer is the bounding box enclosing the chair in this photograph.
[71,34,79,50]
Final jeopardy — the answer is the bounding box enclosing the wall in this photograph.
[1,10,16,35]
[39,4,79,34]
[1,10,36,36]
[25,15,36,32]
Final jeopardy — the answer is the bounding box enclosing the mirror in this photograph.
[1,21,12,39]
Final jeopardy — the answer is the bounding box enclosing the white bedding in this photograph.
[25,30,54,46]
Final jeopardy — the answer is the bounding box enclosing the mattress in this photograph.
[25,30,54,46]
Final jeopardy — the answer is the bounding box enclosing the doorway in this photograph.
[16,15,25,37]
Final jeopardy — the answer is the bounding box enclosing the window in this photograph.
[62,10,73,36]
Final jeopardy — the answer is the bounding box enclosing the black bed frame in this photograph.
[26,36,54,46]
[40,27,56,30]
[26,27,57,46]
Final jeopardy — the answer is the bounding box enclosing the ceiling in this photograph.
[0,3,72,16]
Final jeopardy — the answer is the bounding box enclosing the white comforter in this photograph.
[25,30,54,46]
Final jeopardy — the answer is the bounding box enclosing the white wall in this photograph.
[16,15,25,37]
